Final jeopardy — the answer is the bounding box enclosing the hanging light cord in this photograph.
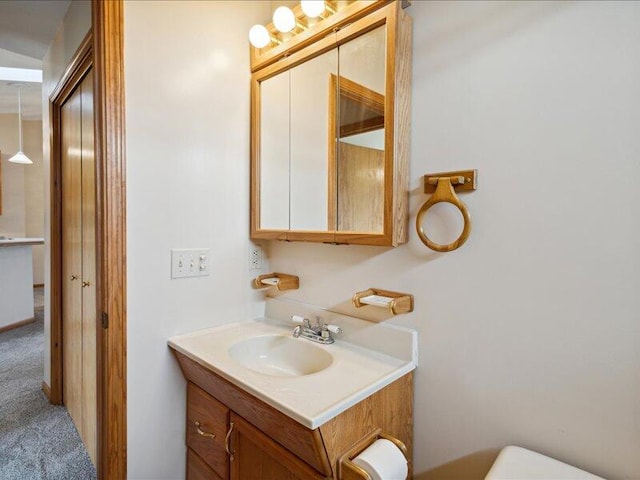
[17,87,23,151]
[8,84,32,164]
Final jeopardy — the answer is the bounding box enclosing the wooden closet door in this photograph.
[80,70,97,465]
[61,86,83,433]
[61,70,97,466]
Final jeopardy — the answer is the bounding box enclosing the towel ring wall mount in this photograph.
[416,170,477,252]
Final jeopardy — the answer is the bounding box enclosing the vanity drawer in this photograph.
[187,448,223,480]
[187,382,229,478]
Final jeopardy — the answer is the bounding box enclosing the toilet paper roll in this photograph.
[352,438,408,480]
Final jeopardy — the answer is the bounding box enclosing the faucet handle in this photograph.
[325,324,342,335]
[291,315,311,328]
[291,315,305,324]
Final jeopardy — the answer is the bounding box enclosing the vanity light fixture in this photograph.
[248,1,333,49]
[8,85,33,165]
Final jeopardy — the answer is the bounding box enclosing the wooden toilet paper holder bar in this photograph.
[338,428,408,480]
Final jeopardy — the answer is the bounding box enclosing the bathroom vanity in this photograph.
[169,301,417,480]
[172,3,417,474]
[0,237,44,331]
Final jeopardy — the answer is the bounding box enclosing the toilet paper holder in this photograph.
[338,428,408,480]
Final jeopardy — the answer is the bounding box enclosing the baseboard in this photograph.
[33,283,45,288]
[0,317,36,334]
[42,381,52,401]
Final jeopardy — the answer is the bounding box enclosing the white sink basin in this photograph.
[168,301,417,428]
[228,335,333,377]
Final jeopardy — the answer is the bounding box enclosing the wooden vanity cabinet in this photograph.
[174,350,413,480]
[187,448,222,480]
[231,414,326,480]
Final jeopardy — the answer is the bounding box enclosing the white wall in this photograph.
[41,0,91,386]
[123,2,269,478]
[268,2,640,480]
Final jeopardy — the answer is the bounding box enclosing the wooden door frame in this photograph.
[49,2,126,479]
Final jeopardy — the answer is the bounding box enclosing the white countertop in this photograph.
[0,237,45,247]
[169,300,417,429]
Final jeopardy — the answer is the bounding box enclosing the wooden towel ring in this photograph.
[416,176,471,252]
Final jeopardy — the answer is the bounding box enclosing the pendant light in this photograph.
[8,85,33,165]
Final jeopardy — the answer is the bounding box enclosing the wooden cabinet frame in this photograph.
[250,1,412,246]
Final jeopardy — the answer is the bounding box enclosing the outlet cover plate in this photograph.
[249,243,263,270]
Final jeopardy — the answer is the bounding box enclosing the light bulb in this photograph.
[273,6,296,33]
[301,1,325,18]
[249,24,271,48]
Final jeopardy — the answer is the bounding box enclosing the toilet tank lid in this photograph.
[485,446,606,480]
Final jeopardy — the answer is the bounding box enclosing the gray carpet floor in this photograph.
[0,308,97,480]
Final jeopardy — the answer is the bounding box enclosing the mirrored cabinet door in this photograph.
[259,71,290,230]
[334,25,386,234]
[290,49,338,231]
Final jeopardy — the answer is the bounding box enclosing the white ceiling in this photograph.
[0,0,71,120]
[0,1,70,59]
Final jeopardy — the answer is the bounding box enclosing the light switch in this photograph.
[171,249,210,278]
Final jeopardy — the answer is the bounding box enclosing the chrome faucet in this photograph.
[291,315,342,345]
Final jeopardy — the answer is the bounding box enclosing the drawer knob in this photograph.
[194,421,215,439]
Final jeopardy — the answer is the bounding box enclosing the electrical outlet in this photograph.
[171,249,210,278]
[249,243,263,270]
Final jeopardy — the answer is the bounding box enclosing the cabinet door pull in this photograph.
[70,275,78,281]
[82,280,92,288]
[194,421,215,439]
[225,421,235,462]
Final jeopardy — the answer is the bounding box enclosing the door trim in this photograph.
[92,1,127,478]
[49,1,127,478]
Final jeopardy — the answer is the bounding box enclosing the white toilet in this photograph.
[485,446,606,480]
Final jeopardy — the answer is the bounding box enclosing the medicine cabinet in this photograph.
[250,1,412,246]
